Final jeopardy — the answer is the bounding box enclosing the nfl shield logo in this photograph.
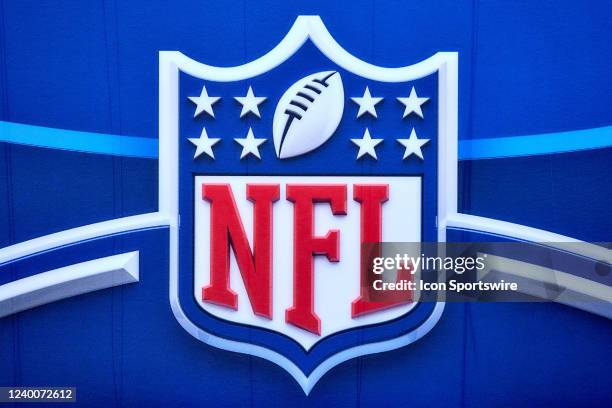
[159,16,458,394]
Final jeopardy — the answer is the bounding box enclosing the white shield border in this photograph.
[159,15,458,394]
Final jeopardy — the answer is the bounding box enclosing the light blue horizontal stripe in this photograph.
[459,126,612,160]
[1,120,611,160]
[0,121,158,158]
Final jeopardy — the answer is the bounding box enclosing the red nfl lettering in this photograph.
[200,182,410,335]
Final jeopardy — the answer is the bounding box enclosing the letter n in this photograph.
[201,183,279,319]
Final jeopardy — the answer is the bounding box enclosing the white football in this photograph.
[273,71,344,159]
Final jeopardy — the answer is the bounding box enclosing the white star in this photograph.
[397,128,430,160]
[351,87,383,118]
[397,87,429,119]
[234,86,267,118]
[188,85,220,118]
[234,127,266,159]
[188,128,220,159]
[351,128,383,160]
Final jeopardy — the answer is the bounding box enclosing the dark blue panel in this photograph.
[460,148,612,241]
[464,303,612,408]
[0,145,157,243]
[471,0,612,138]
[1,1,111,133]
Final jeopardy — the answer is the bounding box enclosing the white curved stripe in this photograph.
[0,251,139,318]
[480,254,612,319]
[445,212,612,318]
[445,213,611,263]
[0,212,170,266]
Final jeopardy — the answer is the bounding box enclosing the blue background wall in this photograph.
[0,1,611,406]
